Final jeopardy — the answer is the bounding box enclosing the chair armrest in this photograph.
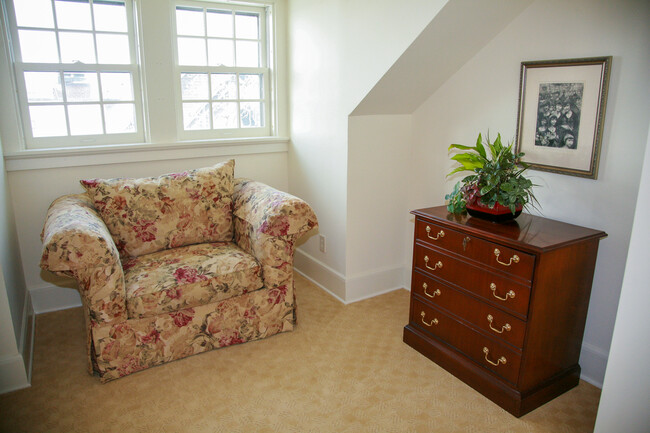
[232,179,318,289]
[41,194,127,325]
[233,178,318,238]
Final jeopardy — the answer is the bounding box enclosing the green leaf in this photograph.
[474,134,487,159]
[446,166,469,177]
[448,143,477,152]
[479,185,492,196]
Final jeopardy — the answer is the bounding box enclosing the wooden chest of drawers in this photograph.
[403,206,607,417]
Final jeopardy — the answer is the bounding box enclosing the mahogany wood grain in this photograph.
[415,218,535,281]
[411,298,523,384]
[412,271,526,348]
[413,244,532,318]
[404,206,606,417]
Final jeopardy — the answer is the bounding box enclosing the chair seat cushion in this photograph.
[123,242,263,319]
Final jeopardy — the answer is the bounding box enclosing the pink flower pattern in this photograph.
[170,309,194,327]
[80,160,234,257]
[268,285,288,305]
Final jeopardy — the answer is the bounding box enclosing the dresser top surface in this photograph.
[412,206,607,252]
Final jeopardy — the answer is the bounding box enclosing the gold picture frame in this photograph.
[515,56,612,179]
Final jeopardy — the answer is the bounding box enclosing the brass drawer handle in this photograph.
[490,283,516,302]
[487,314,512,334]
[424,256,443,271]
[425,226,445,241]
[483,347,507,366]
[422,282,441,298]
[421,311,438,327]
[494,248,520,266]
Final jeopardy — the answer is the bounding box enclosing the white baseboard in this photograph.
[0,285,35,394]
[294,248,409,304]
[579,341,609,388]
[29,284,81,314]
[0,353,30,394]
[294,249,347,301]
[20,290,35,385]
[345,265,409,303]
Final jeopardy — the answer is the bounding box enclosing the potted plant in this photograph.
[445,132,538,221]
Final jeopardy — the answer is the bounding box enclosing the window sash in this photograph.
[172,0,272,139]
[5,0,145,149]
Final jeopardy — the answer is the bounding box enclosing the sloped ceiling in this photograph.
[351,0,534,116]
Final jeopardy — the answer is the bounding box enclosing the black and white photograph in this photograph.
[516,57,611,179]
[534,82,583,149]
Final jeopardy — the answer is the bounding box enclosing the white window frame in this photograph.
[3,0,146,150]
[171,0,273,140]
[0,0,286,162]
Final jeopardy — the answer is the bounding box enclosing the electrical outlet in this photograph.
[319,235,326,253]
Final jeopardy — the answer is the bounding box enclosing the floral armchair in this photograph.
[40,160,317,382]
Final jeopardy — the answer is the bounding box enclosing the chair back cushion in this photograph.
[81,160,234,257]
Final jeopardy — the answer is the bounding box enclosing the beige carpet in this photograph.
[0,273,600,432]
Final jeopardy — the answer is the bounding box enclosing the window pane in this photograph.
[29,105,67,137]
[104,103,136,133]
[239,74,262,100]
[177,37,206,66]
[213,102,238,129]
[96,34,130,64]
[207,39,233,67]
[240,102,262,128]
[183,102,210,130]
[59,32,96,63]
[235,40,259,67]
[18,30,59,63]
[68,104,103,135]
[235,13,259,39]
[211,74,237,100]
[100,72,133,101]
[176,7,204,36]
[55,0,92,30]
[180,73,208,100]
[94,1,128,32]
[14,0,54,28]
[64,72,99,102]
[24,72,63,102]
[206,10,232,38]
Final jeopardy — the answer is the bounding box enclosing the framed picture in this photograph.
[515,56,612,179]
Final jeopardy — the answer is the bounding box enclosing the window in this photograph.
[173,1,271,138]
[1,0,280,153]
[4,0,144,149]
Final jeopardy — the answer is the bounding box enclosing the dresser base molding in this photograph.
[403,324,580,417]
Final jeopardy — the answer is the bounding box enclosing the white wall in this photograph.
[594,122,650,433]
[287,0,448,299]
[593,118,650,433]
[346,115,412,301]
[409,0,650,386]
[0,137,30,393]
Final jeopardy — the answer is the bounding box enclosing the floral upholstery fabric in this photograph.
[80,160,235,257]
[92,285,295,382]
[40,194,127,326]
[40,172,318,382]
[123,242,263,319]
[233,178,318,237]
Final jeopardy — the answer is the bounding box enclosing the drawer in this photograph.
[411,298,522,385]
[415,218,535,281]
[413,244,531,318]
[412,271,526,348]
